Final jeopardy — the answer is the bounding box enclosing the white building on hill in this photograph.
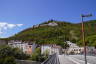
[33,22,58,28]
[47,22,58,26]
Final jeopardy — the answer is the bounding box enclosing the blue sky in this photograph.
[0,0,96,38]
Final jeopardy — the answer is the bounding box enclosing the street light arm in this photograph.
[81,14,92,17]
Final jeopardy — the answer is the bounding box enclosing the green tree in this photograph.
[31,47,48,62]
[0,45,16,64]
[13,48,29,60]
[31,48,41,61]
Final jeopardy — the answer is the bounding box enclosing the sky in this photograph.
[0,0,96,38]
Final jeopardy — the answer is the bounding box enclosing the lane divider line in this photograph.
[68,57,90,64]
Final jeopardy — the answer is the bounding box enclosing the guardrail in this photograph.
[41,53,60,64]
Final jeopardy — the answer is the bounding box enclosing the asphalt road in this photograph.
[58,55,75,64]
[58,55,96,64]
[70,55,96,64]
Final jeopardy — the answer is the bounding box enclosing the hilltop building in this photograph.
[47,22,58,26]
[33,22,58,28]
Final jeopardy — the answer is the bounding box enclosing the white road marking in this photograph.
[68,56,90,64]
[68,57,81,64]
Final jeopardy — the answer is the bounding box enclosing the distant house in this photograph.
[8,40,37,55]
[66,41,96,55]
[93,48,96,54]
[33,22,58,28]
[47,22,58,26]
[66,41,84,54]
[0,39,7,45]
[86,46,96,55]
[41,44,62,55]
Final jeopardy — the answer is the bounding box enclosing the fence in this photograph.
[41,53,60,64]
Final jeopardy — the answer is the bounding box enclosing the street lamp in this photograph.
[81,14,92,64]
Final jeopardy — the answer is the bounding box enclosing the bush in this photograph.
[30,48,48,62]
[31,48,41,61]
[0,45,30,64]
[0,45,16,64]
[3,56,16,64]
[13,48,30,60]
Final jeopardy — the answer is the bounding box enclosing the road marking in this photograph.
[68,57,81,64]
[68,57,90,64]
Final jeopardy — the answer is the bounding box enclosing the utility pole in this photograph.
[81,14,92,64]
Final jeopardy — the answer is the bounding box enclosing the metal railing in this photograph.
[41,53,60,64]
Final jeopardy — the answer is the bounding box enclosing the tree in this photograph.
[0,45,16,64]
[13,48,29,60]
[30,47,48,62]
[31,48,41,61]
[0,45,30,64]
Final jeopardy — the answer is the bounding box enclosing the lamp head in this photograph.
[81,14,92,17]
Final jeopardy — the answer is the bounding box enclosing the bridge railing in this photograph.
[41,53,60,64]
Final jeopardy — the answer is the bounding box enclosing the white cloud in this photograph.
[16,24,23,27]
[0,22,7,27]
[7,24,16,28]
[0,31,3,34]
[0,22,23,34]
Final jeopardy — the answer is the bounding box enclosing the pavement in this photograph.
[58,55,96,64]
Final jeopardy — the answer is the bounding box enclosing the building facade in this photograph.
[8,40,37,54]
[66,41,84,54]
[0,39,7,45]
[41,44,62,55]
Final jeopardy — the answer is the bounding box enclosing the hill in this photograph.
[3,20,96,46]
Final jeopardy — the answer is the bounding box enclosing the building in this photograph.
[0,39,7,45]
[86,46,96,55]
[66,41,84,54]
[8,40,37,54]
[41,44,62,55]
[33,22,58,28]
[93,48,96,54]
[47,22,58,26]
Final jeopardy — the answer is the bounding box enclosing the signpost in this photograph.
[81,14,92,64]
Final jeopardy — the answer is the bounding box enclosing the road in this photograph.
[70,55,96,64]
[58,55,96,64]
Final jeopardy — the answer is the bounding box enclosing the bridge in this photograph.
[41,53,60,64]
[42,54,96,64]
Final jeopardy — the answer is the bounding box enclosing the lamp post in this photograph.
[81,14,92,64]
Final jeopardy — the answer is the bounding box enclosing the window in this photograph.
[29,46,32,48]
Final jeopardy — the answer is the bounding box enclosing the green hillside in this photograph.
[4,20,96,46]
